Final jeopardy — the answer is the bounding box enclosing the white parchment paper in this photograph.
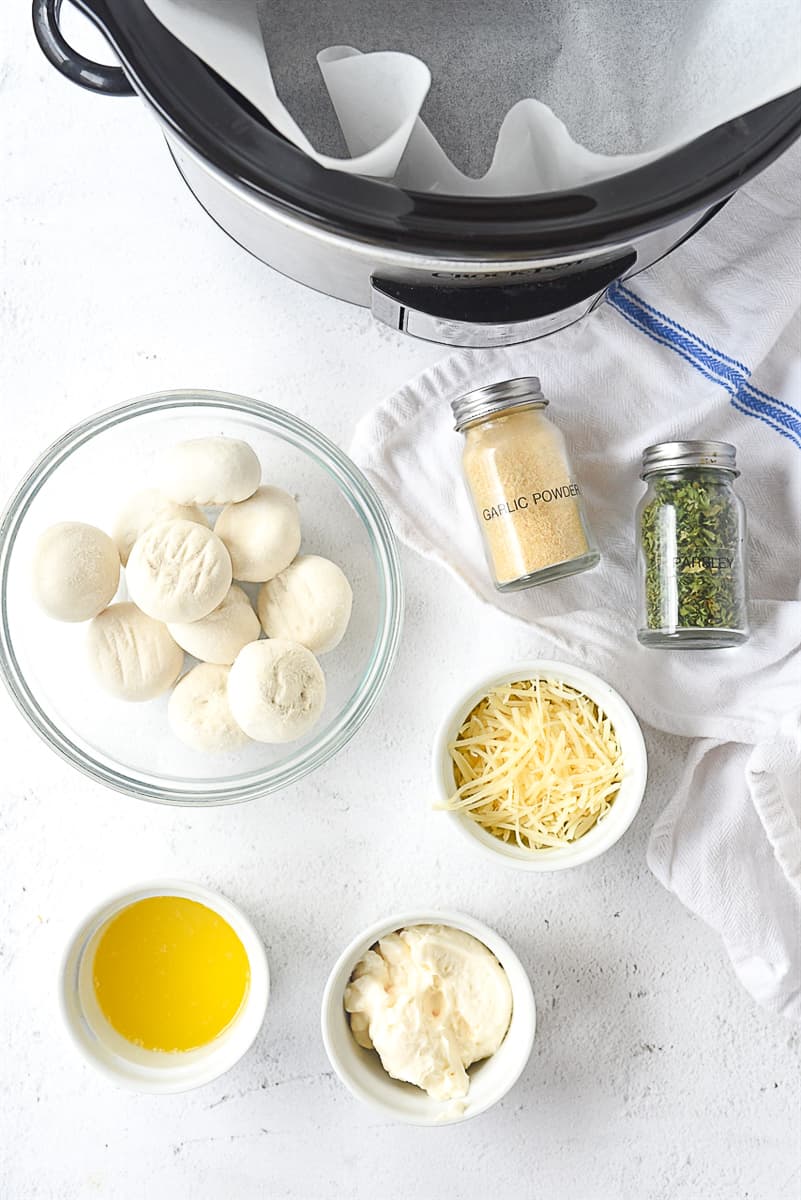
[143,0,801,193]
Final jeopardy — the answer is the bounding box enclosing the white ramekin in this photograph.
[60,880,270,1093]
[433,660,648,871]
[321,910,536,1126]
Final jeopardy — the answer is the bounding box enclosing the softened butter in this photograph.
[344,924,512,1101]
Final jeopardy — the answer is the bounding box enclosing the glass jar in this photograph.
[452,377,599,591]
[636,440,749,648]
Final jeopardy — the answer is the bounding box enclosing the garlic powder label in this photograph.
[482,482,582,521]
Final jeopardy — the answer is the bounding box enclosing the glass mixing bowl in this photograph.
[0,391,403,804]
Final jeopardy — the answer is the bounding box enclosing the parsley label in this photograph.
[639,474,746,632]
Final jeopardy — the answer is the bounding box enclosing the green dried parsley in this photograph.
[639,473,745,631]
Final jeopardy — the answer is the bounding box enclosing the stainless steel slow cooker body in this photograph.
[34,0,801,348]
[166,136,698,347]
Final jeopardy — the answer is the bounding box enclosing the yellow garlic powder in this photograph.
[461,409,591,584]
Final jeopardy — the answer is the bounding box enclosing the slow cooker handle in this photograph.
[32,0,135,96]
[371,250,636,347]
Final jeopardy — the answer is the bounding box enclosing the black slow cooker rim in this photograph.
[76,0,801,256]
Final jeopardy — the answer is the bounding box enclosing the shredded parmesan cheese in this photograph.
[441,679,624,850]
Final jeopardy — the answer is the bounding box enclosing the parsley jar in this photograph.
[636,441,749,649]
[452,378,599,591]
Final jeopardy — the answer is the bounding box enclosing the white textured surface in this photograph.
[1,5,799,1199]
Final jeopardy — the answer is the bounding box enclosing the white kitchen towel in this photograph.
[350,141,801,1018]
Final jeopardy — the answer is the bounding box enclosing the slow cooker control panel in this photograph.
[370,250,636,347]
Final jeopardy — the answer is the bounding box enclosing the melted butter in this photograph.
[92,895,250,1053]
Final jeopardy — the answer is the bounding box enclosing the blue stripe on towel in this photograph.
[616,284,801,424]
[614,283,751,373]
[740,377,801,420]
[607,282,801,448]
[608,301,796,447]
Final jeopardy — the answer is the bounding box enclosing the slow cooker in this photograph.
[34,0,801,348]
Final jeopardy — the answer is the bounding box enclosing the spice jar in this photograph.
[636,441,749,648]
[452,377,599,591]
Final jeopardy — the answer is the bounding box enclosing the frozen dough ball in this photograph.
[87,602,183,701]
[32,521,120,622]
[168,663,249,753]
[112,488,208,566]
[126,519,232,623]
[214,486,301,584]
[159,437,261,505]
[227,639,326,743]
[257,555,353,654]
[167,584,260,666]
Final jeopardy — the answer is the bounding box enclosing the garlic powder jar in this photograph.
[452,377,599,591]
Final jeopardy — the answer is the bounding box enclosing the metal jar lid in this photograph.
[640,440,739,478]
[451,377,548,431]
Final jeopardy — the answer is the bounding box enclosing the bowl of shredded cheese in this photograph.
[433,661,647,870]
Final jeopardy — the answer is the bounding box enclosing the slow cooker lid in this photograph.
[76,0,801,255]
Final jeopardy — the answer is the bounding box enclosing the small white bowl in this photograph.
[433,660,648,871]
[321,910,536,1126]
[60,880,270,1093]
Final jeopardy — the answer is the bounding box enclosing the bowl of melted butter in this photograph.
[60,880,269,1092]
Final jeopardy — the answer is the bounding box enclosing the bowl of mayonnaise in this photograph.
[321,909,536,1125]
